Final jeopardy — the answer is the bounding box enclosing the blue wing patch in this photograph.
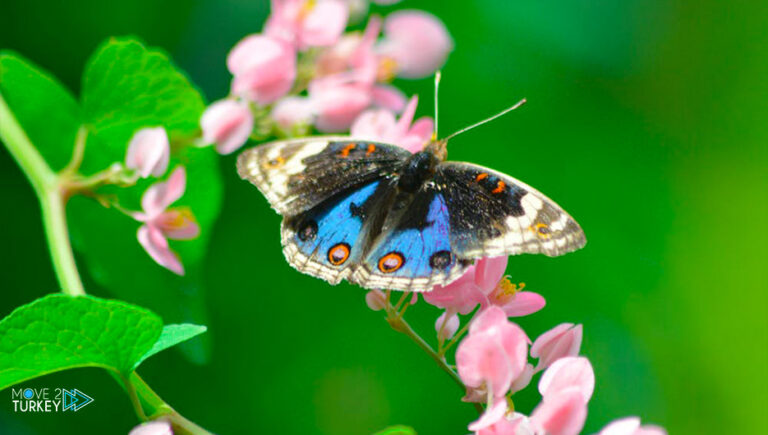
[350,192,470,291]
[281,181,382,284]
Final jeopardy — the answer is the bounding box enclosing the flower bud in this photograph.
[125,127,170,178]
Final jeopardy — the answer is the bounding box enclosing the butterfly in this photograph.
[237,136,585,292]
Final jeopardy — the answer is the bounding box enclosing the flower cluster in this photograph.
[199,0,453,154]
[366,254,666,435]
[121,128,200,275]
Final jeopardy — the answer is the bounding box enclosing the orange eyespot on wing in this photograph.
[366,143,376,156]
[378,252,405,273]
[492,180,506,194]
[475,172,489,182]
[328,243,351,265]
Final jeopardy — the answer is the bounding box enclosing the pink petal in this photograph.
[201,99,254,155]
[125,127,170,178]
[378,10,453,78]
[510,363,534,393]
[365,290,387,311]
[350,108,398,141]
[502,291,546,317]
[300,0,349,48]
[157,209,200,240]
[393,95,418,137]
[598,417,641,435]
[228,35,296,104]
[435,311,460,341]
[137,225,184,275]
[469,306,508,336]
[468,399,507,432]
[475,256,508,293]
[598,417,668,435]
[271,96,316,129]
[423,265,484,315]
[129,420,173,435]
[141,167,187,218]
[408,117,435,140]
[529,390,588,435]
[311,82,372,132]
[531,323,583,371]
[456,332,513,396]
[539,356,595,402]
[371,85,407,112]
[350,16,382,68]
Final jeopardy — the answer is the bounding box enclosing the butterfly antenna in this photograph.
[443,98,527,141]
[432,70,442,141]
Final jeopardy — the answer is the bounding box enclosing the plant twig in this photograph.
[0,90,214,435]
[384,301,484,415]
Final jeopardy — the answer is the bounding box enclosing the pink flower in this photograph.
[365,290,387,311]
[350,96,433,153]
[125,127,170,178]
[423,256,545,318]
[597,417,667,435]
[422,263,486,315]
[435,311,460,340]
[531,323,583,371]
[228,34,296,104]
[200,99,254,155]
[129,420,173,435]
[377,10,453,78]
[529,390,588,435]
[265,0,349,49]
[132,168,200,275]
[456,307,529,401]
[539,356,595,403]
[271,96,315,130]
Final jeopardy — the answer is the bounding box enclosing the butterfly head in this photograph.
[424,138,448,161]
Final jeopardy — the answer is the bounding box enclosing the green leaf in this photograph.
[0,52,81,171]
[65,37,221,363]
[133,323,207,370]
[0,294,163,390]
[373,426,417,435]
[79,36,206,174]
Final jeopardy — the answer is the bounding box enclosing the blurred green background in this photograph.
[1,0,766,434]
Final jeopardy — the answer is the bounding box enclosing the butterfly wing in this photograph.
[436,162,586,258]
[237,137,410,216]
[281,178,397,284]
[350,187,473,291]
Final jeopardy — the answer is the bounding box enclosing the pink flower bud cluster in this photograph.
[200,0,453,155]
[365,251,666,435]
[122,127,200,276]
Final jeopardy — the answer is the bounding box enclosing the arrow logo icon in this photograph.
[62,389,94,411]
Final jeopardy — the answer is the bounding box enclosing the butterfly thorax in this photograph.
[397,151,440,193]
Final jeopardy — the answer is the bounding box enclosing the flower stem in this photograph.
[384,302,484,415]
[0,91,214,435]
[0,92,84,296]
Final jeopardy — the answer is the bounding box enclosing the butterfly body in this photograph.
[238,137,585,292]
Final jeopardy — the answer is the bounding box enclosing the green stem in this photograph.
[0,92,84,296]
[385,303,484,415]
[0,91,213,435]
[121,372,148,421]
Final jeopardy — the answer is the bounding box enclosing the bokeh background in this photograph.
[1,0,766,434]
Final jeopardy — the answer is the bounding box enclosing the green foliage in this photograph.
[373,426,417,435]
[1,38,221,362]
[133,323,207,370]
[0,52,80,171]
[0,294,206,390]
[79,37,206,174]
